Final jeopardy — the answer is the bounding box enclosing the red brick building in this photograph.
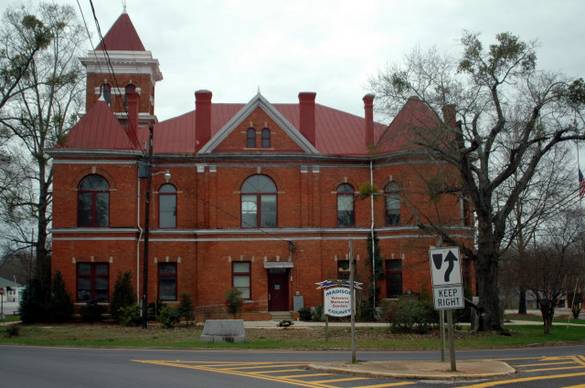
[51,12,474,318]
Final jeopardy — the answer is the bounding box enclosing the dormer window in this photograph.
[261,128,271,148]
[246,127,256,148]
[99,83,112,104]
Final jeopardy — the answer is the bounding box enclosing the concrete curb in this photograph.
[307,360,516,380]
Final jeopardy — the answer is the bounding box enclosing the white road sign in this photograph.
[433,285,465,310]
[429,247,462,287]
[324,287,352,317]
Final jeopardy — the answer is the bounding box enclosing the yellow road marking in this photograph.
[576,356,585,366]
[461,371,585,387]
[356,383,415,388]
[278,373,334,378]
[522,365,585,373]
[220,363,306,370]
[495,356,544,361]
[563,385,585,388]
[258,368,306,374]
[311,376,370,383]
[515,361,576,367]
[133,360,336,388]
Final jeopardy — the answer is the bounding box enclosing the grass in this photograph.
[0,323,584,350]
[505,313,585,324]
[0,315,20,323]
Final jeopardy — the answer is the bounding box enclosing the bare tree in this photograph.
[0,3,85,297]
[370,32,585,330]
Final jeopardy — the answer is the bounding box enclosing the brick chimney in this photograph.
[125,84,140,147]
[442,104,456,128]
[363,94,375,148]
[195,90,212,150]
[298,92,316,145]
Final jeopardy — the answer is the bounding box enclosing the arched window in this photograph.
[261,128,271,148]
[100,83,111,104]
[158,184,177,228]
[337,183,355,227]
[78,175,109,227]
[246,127,256,148]
[385,182,400,226]
[124,83,136,109]
[241,175,277,228]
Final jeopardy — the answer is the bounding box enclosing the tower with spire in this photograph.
[79,11,162,125]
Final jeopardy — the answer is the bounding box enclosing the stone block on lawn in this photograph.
[200,319,246,343]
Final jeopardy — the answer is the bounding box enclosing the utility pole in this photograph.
[141,123,154,329]
[349,240,357,364]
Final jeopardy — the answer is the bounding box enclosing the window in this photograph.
[337,260,350,280]
[232,261,251,299]
[336,183,355,226]
[261,128,271,148]
[241,175,277,228]
[158,263,177,301]
[77,262,109,302]
[385,260,403,298]
[100,83,111,104]
[384,182,400,226]
[158,184,177,228]
[78,175,109,227]
[246,127,256,148]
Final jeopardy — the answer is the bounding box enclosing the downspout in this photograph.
[370,160,376,312]
[136,164,143,301]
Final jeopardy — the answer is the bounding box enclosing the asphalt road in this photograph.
[1,344,585,387]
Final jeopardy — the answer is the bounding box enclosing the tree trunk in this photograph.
[35,164,51,303]
[540,301,555,335]
[518,288,527,314]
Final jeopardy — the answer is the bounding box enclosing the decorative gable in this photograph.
[198,93,319,155]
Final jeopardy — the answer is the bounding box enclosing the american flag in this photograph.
[579,169,585,197]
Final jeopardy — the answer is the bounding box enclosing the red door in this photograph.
[268,269,289,311]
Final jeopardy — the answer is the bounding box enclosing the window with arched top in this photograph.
[78,175,109,227]
[241,175,277,228]
[246,128,256,148]
[100,83,111,104]
[261,128,271,148]
[158,184,177,228]
[385,182,400,226]
[337,183,355,227]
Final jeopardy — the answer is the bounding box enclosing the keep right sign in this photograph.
[429,247,464,310]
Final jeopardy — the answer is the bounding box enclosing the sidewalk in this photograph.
[308,359,515,380]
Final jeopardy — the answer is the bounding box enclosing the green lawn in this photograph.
[0,315,20,323]
[1,324,584,350]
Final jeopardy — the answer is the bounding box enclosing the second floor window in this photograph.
[241,174,277,228]
[158,184,177,228]
[261,128,271,148]
[337,183,355,227]
[246,127,256,148]
[385,182,400,226]
[78,174,109,227]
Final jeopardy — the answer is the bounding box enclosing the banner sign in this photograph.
[324,287,352,317]
[315,279,362,290]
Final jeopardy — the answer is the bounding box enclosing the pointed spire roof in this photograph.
[96,13,145,51]
[61,100,141,150]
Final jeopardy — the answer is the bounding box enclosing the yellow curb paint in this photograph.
[522,365,585,373]
[515,361,576,368]
[562,385,585,388]
[460,371,585,388]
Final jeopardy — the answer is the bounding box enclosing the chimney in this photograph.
[125,84,139,145]
[442,104,456,128]
[363,94,375,148]
[298,92,316,145]
[195,90,212,150]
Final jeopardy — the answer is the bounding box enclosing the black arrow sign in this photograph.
[443,251,458,282]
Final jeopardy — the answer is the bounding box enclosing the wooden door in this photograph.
[268,269,289,311]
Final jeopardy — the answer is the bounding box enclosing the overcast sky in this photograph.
[5,0,585,122]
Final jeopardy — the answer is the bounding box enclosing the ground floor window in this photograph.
[158,263,177,301]
[385,259,402,298]
[232,261,251,299]
[77,262,109,302]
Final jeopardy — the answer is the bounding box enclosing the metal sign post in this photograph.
[349,240,356,364]
[429,246,464,372]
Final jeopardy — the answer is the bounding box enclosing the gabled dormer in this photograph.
[79,11,162,124]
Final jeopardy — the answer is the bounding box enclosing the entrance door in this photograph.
[268,269,289,311]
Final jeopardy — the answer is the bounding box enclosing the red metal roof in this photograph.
[60,100,140,150]
[95,13,145,51]
[154,103,386,156]
[376,97,441,153]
